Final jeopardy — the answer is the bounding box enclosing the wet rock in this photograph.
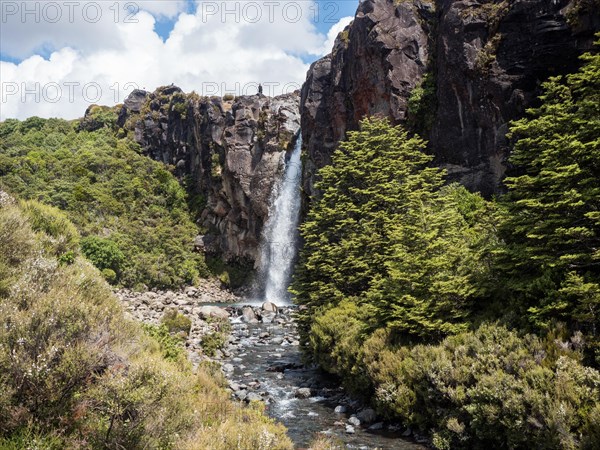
[261,312,276,324]
[295,388,312,399]
[241,306,259,324]
[334,405,347,414]
[262,301,278,313]
[267,361,302,372]
[246,392,262,402]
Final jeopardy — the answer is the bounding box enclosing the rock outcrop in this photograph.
[301,0,434,196]
[117,86,301,265]
[301,0,599,196]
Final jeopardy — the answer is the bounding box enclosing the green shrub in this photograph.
[161,309,192,336]
[81,235,125,275]
[0,118,208,289]
[364,324,600,449]
[101,267,118,284]
[20,199,79,257]
[0,197,292,449]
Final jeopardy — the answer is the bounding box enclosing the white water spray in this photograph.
[260,134,303,304]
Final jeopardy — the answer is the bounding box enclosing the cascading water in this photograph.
[260,134,303,304]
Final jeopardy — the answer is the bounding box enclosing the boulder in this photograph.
[241,306,259,324]
[261,301,278,313]
[197,305,230,320]
[295,388,312,399]
[356,408,377,424]
[348,416,361,427]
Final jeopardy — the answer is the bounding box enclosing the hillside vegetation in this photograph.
[0,116,207,289]
[0,195,292,449]
[292,47,600,449]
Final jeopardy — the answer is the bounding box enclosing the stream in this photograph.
[220,304,427,450]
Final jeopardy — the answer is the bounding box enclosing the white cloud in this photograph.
[1,1,353,120]
[320,16,353,56]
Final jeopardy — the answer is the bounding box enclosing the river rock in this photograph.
[262,301,278,313]
[197,305,230,320]
[295,388,312,399]
[241,306,259,323]
[356,408,377,424]
[348,416,361,427]
[345,425,355,434]
[369,422,384,431]
[334,405,347,414]
[246,392,262,402]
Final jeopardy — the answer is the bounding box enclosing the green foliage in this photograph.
[407,72,436,135]
[292,118,444,336]
[141,323,187,363]
[369,184,499,341]
[161,308,192,336]
[0,198,292,449]
[499,44,600,360]
[81,235,125,274]
[308,299,375,394]
[201,317,232,357]
[365,324,600,450]
[293,118,497,348]
[0,117,208,288]
[20,199,80,258]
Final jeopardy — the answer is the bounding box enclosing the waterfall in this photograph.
[260,134,303,304]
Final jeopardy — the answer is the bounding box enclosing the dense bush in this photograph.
[201,317,232,357]
[294,46,600,447]
[0,199,293,449]
[0,118,208,288]
[364,324,599,450]
[161,308,192,336]
[498,45,600,363]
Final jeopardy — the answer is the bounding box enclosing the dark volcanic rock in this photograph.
[301,0,433,197]
[119,87,300,265]
[431,0,599,195]
[301,0,599,196]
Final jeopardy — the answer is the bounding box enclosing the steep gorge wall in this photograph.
[112,86,300,265]
[301,0,600,196]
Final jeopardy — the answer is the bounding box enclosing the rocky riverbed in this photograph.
[221,303,427,450]
[115,286,426,449]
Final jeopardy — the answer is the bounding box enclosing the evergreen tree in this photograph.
[369,184,497,342]
[291,118,445,340]
[500,43,600,359]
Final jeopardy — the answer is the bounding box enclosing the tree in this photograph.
[500,42,600,360]
[291,118,445,340]
[369,184,498,342]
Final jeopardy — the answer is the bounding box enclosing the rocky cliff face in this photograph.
[115,86,300,265]
[301,0,599,196]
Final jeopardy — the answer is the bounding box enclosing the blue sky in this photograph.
[1,0,359,119]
